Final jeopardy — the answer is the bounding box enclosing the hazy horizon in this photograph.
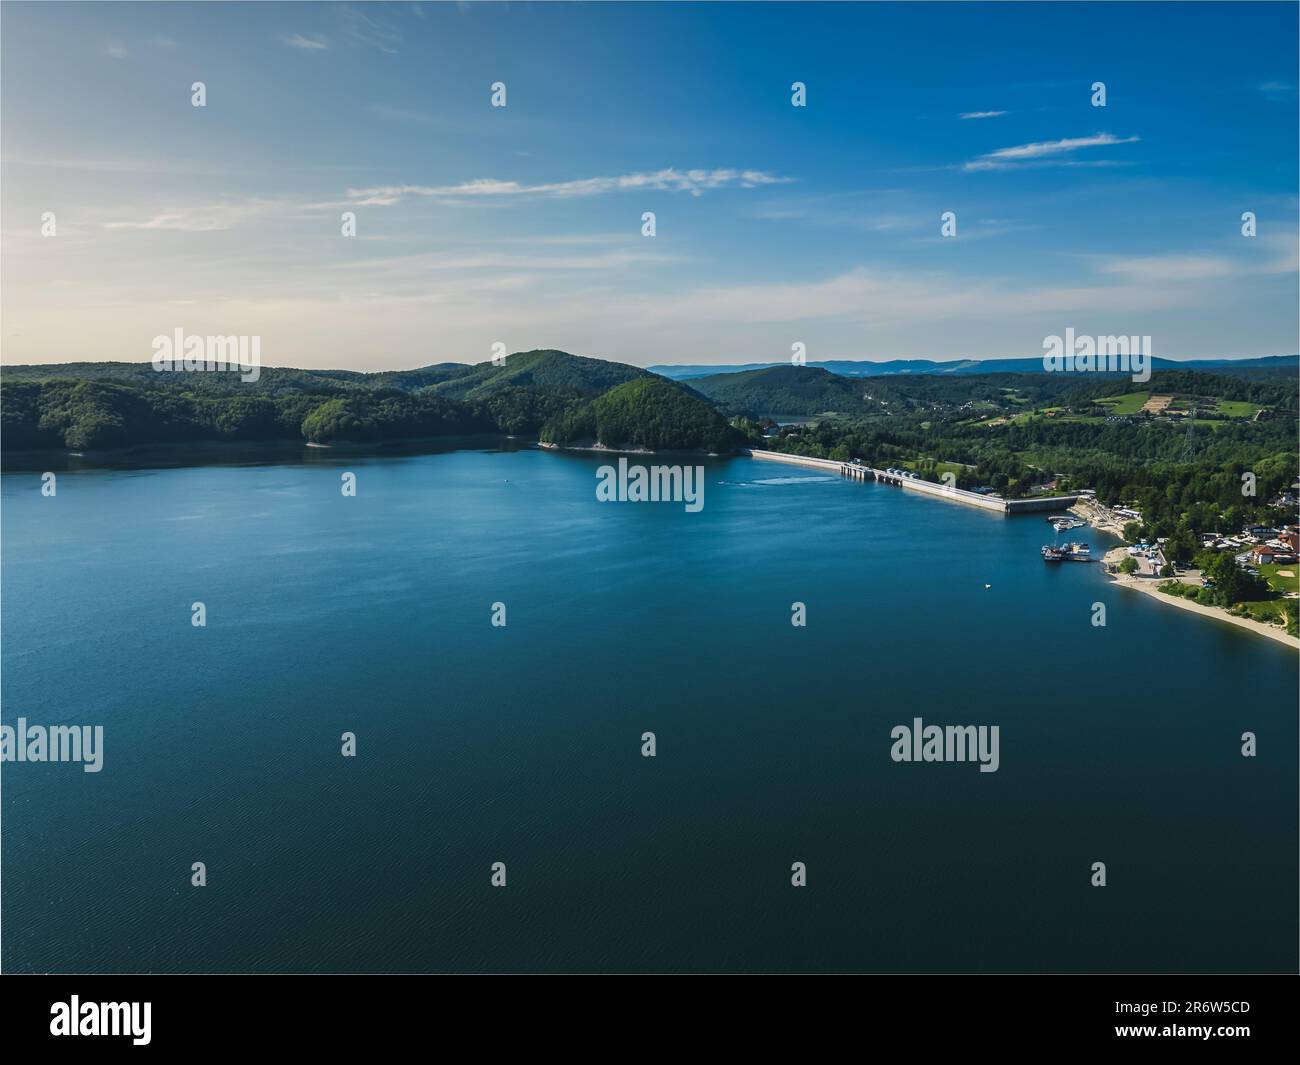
[4,349,1300,377]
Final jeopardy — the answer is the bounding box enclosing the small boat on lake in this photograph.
[1042,542,1091,561]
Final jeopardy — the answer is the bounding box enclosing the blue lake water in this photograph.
[2,444,1296,972]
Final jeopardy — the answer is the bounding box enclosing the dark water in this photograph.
[2,446,1296,972]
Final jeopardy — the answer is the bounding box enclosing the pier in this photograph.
[743,448,1079,515]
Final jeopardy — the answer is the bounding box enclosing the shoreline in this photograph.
[0,433,528,472]
[539,441,730,458]
[1069,498,1126,536]
[1102,547,1298,650]
[3,435,733,472]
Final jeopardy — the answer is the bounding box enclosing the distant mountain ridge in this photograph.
[649,355,1300,380]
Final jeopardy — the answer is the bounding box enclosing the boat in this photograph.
[1063,542,1092,561]
[1041,545,1065,562]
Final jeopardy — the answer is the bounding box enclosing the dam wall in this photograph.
[743,449,1079,515]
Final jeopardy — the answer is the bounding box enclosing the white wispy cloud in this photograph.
[101,202,277,232]
[283,33,329,50]
[606,266,1193,329]
[965,132,1139,171]
[103,213,231,233]
[338,6,400,53]
[1259,228,1300,274]
[1258,81,1296,97]
[104,42,128,60]
[960,111,1007,120]
[346,168,793,205]
[1096,255,1234,283]
[1093,242,1298,283]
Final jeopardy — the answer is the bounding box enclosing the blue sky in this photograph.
[2,1,1297,369]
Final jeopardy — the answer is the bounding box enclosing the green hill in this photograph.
[540,377,744,453]
[687,365,877,416]
[0,377,494,451]
[430,349,652,401]
[425,349,659,436]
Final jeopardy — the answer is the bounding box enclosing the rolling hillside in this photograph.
[687,365,876,416]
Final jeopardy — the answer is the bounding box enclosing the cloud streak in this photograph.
[101,201,280,232]
[965,132,1139,171]
[1096,255,1235,283]
[346,168,793,204]
[338,6,401,53]
[283,34,329,50]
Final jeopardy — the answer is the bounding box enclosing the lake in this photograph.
[2,443,1296,972]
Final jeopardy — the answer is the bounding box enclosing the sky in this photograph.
[2,0,1297,370]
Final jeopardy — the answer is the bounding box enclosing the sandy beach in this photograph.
[1102,547,1299,649]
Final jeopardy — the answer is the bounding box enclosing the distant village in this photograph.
[1088,486,1300,589]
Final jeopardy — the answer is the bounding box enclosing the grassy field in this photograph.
[1238,599,1292,626]
[1096,392,1150,415]
[1216,400,1265,418]
[1257,563,1299,596]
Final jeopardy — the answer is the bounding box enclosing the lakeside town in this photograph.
[1074,494,1300,648]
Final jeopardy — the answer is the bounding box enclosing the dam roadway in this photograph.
[743,448,1079,515]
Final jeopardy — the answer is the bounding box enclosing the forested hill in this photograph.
[540,377,747,453]
[688,365,878,416]
[0,349,637,397]
[688,363,1297,418]
[0,350,730,455]
[426,349,651,400]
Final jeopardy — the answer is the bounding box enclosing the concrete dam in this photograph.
[743,449,1080,515]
